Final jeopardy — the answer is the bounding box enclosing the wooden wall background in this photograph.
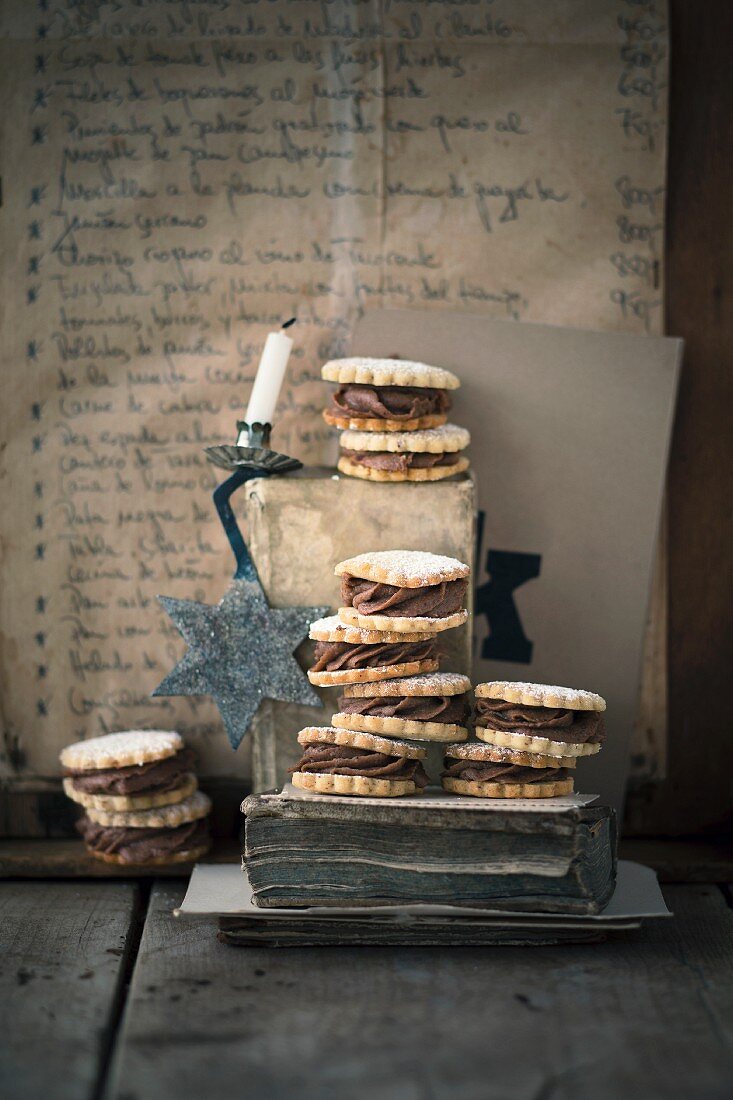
[624,1,733,837]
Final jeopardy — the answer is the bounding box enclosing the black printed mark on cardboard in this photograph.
[475,521,541,664]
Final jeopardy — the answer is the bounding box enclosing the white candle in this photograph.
[241,326,294,433]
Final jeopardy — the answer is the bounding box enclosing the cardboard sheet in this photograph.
[353,311,681,810]
[175,860,671,925]
[0,2,669,782]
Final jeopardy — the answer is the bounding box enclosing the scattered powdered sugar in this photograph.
[297,725,426,757]
[476,681,606,711]
[335,549,470,586]
[340,423,469,453]
[345,671,472,697]
[322,357,460,389]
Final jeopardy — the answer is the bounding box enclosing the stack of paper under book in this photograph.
[177,858,670,947]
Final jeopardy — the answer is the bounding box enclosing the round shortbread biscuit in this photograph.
[335,550,470,587]
[291,772,418,798]
[63,774,197,812]
[442,777,574,799]
[296,725,426,759]
[338,456,469,483]
[442,743,576,769]
[338,606,468,634]
[60,729,183,771]
[474,681,606,712]
[331,712,469,742]
[308,659,439,687]
[84,789,211,829]
[321,357,460,390]
[341,424,469,454]
[474,727,602,758]
[343,672,471,698]
[86,843,210,867]
[309,614,435,644]
[323,409,447,433]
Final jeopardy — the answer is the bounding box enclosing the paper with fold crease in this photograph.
[0,0,668,785]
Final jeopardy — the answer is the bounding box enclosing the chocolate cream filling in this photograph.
[341,574,468,617]
[65,747,196,796]
[340,449,460,473]
[329,384,450,421]
[311,638,437,673]
[290,743,429,787]
[475,699,605,745]
[442,759,570,784]
[338,694,470,724]
[77,816,209,862]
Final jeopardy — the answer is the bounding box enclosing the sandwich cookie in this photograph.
[332,672,472,742]
[441,742,574,799]
[61,729,197,812]
[474,682,606,759]
[308,614,438,686]
[322,356,459,432]
[75,790,212,865]
[338,424,470,482]
[336,549,469,633]
[290,726,429,797]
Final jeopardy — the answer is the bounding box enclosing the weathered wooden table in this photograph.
[1,842,732,1100]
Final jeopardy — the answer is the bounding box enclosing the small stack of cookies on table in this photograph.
[442,680,606,798]
[321,356,470,482]
[61,730,211,866]
[293,549,472,797]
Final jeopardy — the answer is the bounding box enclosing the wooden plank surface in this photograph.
[624,0,733,834]
[0,881,142,1100]
[107,882,733,1100]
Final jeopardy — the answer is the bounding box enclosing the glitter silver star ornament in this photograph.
[153,579,329,750]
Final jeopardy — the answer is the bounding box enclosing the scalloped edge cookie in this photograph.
[309,614,435,644]
[308,659,439,687]
[338,606,468,634]
[343,671,471,698]
[443,743,576,769]
[63,774,197,811]
[60,730,183,771]
[297,725,426,759]
[292,772,418,798]
[475,681,606,712]
[341,424,469,454]
[85,789,211,829]
[475,727,602,758]
[335,550,470,587]
[87,843,210,866]
[338,456,469,483]
[442,776,574,799]
[323,409,447,433]
[321,357,460,390]
[331,712,469,742]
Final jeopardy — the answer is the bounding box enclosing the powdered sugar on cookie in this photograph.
[340,423,469,454]
[475,681,606,711]
[309,614,435,644]
[60,729,183,770]
[334,549,469,587]
[343,671,471,697]
[322,357,460,390]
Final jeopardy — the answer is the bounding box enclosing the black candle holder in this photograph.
[204,422,302,580]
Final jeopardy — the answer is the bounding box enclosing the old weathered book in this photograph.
[242,789,617,915]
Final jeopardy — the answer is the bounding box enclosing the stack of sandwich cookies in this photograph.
[307,615,438,686]
[474,682,606,759]
[442,680,606,799]
[338,424,469,482]
[61,730,211,864]
[290,726,429,798]
[322,356,459,432]
[335,550,469,633]
[333,672,471,742]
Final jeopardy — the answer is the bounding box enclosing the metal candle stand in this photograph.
[204,421,302,579]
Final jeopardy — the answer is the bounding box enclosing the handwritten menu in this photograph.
[0,0,668,778]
